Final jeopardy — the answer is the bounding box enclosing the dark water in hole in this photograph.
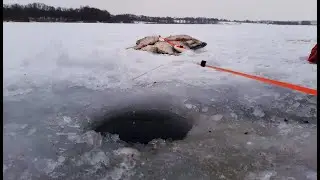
[94,109,193,144]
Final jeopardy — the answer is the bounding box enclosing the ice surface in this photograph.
[3,23,317,180]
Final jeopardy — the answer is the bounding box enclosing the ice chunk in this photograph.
[253,108,265,117]
[114,147,140,158]
[211,114,223,121]
[201,106,209,112]
[76,131,103,147]
[292,102,300,108]
[27,128,37,136]
[62,116,72,124]
[230,113,238,120]
[33,157,65,174]
[185,103,194,109]
[84,150,109,166]
[77,149,109,166]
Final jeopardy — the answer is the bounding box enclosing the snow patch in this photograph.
[253,108,265,117]
[185,103,196,109]
[201,106,209,112]
[211,114,223,121]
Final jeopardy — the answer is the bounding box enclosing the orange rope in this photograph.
[198,63,317,96]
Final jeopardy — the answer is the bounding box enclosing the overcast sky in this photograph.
[3,0,317,21]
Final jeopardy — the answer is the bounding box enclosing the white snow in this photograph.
[3,22,317,180]
[3,23,317,96]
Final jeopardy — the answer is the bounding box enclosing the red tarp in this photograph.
[308,44,317,64]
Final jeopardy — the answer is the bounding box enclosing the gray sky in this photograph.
[4,0,317,21]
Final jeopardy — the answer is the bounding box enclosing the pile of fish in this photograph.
[129,35,207,55]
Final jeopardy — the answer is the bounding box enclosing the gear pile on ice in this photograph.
[130,35,207,55]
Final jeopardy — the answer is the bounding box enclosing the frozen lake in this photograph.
[3,23,317,180]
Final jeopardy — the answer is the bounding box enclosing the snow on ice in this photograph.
[3,23,317,180]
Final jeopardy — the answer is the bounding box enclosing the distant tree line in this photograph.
[3,3,314,25]
[3,3,219,24]
[3,3,111,22]
[234,20,313,25]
